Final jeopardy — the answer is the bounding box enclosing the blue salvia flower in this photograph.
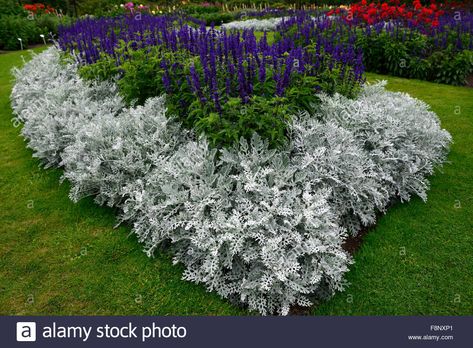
[58,12,370,110]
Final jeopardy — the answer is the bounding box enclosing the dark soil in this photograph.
[465,73,473,88]
[341,225,372,255]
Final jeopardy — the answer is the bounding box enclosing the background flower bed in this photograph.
[218,3,473,86]
[0,0,71,50]
[324,0,473,85]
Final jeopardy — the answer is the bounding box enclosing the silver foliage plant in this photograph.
[317,84,452,203]
[61,96,187,207]
[121,135,351,315]
[11,47,451,315]
[11,48,124,168]
[221,17,286,31]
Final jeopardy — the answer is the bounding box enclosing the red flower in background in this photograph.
[333,0,457,29]
[23,3,56,15]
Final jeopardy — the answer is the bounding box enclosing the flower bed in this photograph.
[11,43,451,314]
[58,14,364,148]
[320,1,473,85]
[0,0,70,50]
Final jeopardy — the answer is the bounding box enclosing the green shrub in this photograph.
[36,14,72,35]
[354,28,473,86]
[408,56,431,81]
[0,0,25,16]
[77,0,122,17]
[429,49,473,85]
[0,12,72,50]
[188,11,236,25]
[355,31,388,74]
[190,95,291,148]
[182,4,220,15]
[0,15,39,50]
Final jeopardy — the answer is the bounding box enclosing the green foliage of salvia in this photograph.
[79,42,356,149]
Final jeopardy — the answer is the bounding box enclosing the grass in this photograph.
[0,49,472,315]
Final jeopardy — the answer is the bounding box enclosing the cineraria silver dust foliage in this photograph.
[221,17,285,30]
[11,47,451,315]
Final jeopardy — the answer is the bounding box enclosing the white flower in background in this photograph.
[221,17,286,31]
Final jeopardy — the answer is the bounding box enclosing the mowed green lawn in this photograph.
[0,49,472,315]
